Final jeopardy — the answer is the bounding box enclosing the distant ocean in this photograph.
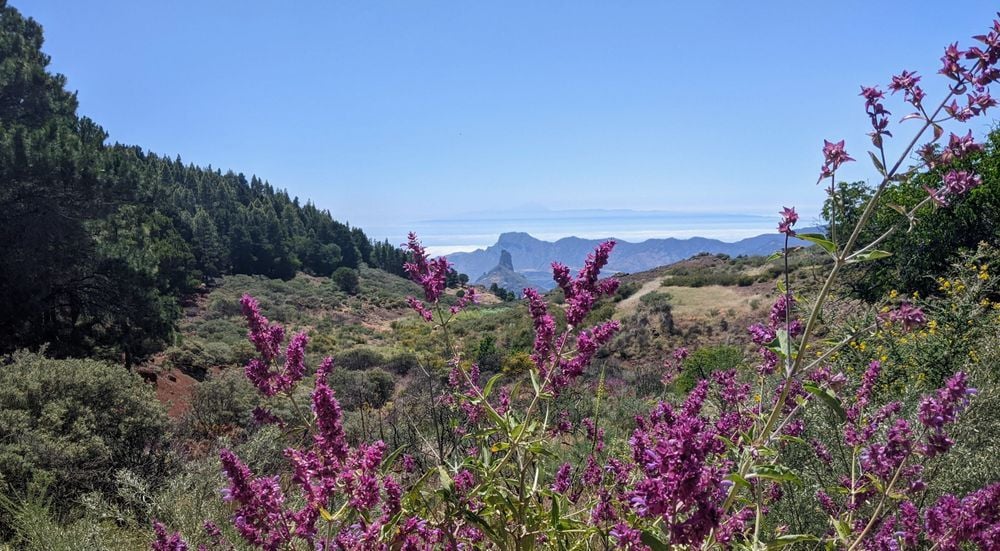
[365,210,808,256]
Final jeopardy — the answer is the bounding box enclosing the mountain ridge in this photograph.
[450,229,818,289]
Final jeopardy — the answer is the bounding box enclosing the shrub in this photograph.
[473,336,504,374]
[150,16,1000,551]
[384,351,419,375]
[675,344,745,392]
[662,272,754,287]
[329,368,395,410]
[180,369,260,442]
[613,281,641,301]
[0,351,169,504]
[164,339,236,377]
[335,347,386,371]
[501,350,534,375]
[331,267,360,295]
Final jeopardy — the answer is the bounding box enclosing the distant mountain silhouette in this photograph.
[474,250,536,296]
[451,230,818,290]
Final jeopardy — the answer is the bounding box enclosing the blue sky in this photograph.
[16,1,1000,239]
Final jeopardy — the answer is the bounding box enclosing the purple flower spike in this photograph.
[151,522,189,551]
[403,233,477,320]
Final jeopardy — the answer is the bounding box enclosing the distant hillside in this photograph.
[449,230,818,289]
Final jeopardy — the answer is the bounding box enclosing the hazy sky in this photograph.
[17,1,1000,231]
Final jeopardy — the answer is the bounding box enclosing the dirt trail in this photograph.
[615,278,665,317]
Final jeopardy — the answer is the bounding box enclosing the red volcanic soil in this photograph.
[137,364,199,419]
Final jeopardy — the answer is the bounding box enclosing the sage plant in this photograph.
[150,13,1000,551]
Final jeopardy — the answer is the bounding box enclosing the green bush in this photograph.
[661,273,754,287]
[675,345,745,392]
[335,347,387,371]
[0,351,170,504]
[163,339,236,377]
[179,369,260,442]
[329,368,395,410]
[331,267,361,295]
[384,351,420,375]
[613,281,641,302]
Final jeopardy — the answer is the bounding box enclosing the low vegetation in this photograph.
[4,3,1000,550]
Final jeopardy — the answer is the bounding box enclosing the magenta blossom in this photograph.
[819,139,855,181]
[240,294,312,397]
[883,302,928,331]
[404,233,477,320]
[151,522,189,551]
[889,69,926,108]
[777,206,798,236]
[941,130,982,164]
[926,170,983,206]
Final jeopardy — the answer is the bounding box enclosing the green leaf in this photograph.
[833,518,852,542]
[550,496,561,530]
[530,368,541,395]
[796,233,837,255]
[438,466,454,491]
[640,530,670,551]
[726,472,751,489]
[482,373,503,399]
[768,534,821,548]
[777,435,808,446]
[461,509,501,544]
[868,151,886,176]
[766,250,783,262]
[483,404,506,427]
[848,250,892,263]
[771,328,798,361]
[748,464,802,484]
[803,382,846,422]
[380,445,407,475]
[527,442,557,457]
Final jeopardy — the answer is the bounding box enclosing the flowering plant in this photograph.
[153,14,1000,551]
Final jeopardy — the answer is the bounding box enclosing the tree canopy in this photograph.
[0,1,402,362]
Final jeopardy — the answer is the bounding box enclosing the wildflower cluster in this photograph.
[807,364,990,549]
[148,13,1000,551]
[524,240,621,391]
[241,295,308,397]
[403,231,477,321]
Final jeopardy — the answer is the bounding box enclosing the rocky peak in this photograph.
[498,249,514,271]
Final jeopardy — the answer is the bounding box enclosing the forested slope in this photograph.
[0,1,408,363]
